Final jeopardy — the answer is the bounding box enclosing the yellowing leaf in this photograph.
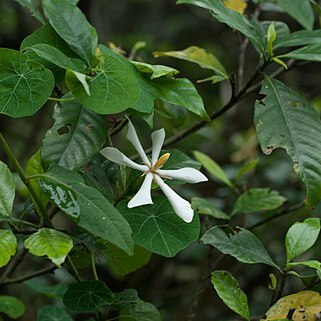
[266,291,321,321]
[224,0,247,14]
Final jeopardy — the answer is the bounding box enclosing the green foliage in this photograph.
[0,161,15,216]
[0,230,17,268]
[0,295,25,319]
[37,305,73,321]
[211,270,250,321]
[191,197,230,219]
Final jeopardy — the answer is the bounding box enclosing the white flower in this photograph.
[100,120,208,223]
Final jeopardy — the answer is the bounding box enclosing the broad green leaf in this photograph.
[0,230,17,268]
[285,218,320,263]
[193,151,233,188]
[275,30,321,49]
[114,289,161,321]
[24,228,73,267]
[14,0,45,24]
[279,44,321,62]
[37,305,73,321]
[191,197,230,219]
[25,280,68,299]
[25,151,48,214]
[212,271,250,321]
[66,46,156,115]
[176,0,263,52]
[41,0,97,65]
[0,296,25,319]
[38,165,134,255]
[0,48,54,118]
[26,44,86,71]
[41,96,107,170]
[265,291,321,321]
[154,46,228,79]
[131,61,179,79]
[117,197,200,257]
[0,161,15,216]
[276,0,314,30]
[287,260,321,270]
[63,281,114,312]
[254,77,321,208]
[201,227,279,268]
[150,77,209,121]
[102,243,151,278]
[232,188,286,215]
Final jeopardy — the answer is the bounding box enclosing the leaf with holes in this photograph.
[37,165,134,255]
[285,218,320,264]
[201,226,279,268]
[41,0,97,66]
[0,296,25,319]
[41,96,106,170]
[0,161,15,216]
[254,76,321,208]
[0,230,17,268]
[63,281,114,312]
[232,188,286,216]
[37,305,73,321]
[117,196,200,257]
[0,49,54,118]
[212,271,250,321]
[24,228,73,267]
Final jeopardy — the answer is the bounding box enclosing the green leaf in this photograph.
[150,77,209,121]
[26,44,86,71]
[66,46,156,115]
[131,61,179,79]
[114,289,161,321]
[0,296,25,319]
[37,305,73,321]
[0,161,15,216]
[234,159,259,182]
[212,270,250,321]
[0,215,37,227]
[102,243,151,278]
[285,218,320,263]
[201,227,279,268]
[279,44,321,62]
[176,0,263,53]
[63,281,114,312]
[276,0,314,30]
[25,280,68,299]
[193,151,233,188]
[38,165,134,255]
[0,48,54,118]
[232,188,286,215]
[287,260,321,270]
[275,30,321,48]
[24,228,73,267]
[254,76,321,208]
[14,0,45,24]
[191,197,230,219]
[154,46,228,79]
[117,197,200,257]
[0,230,17,268]
[41,96,107,170]
[41,0,97,65]
[162,149,201,170]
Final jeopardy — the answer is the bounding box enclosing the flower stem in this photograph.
[48,96,75,103]
[0,132,51,227]
[91,253,99,281]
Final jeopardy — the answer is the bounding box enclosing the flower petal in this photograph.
[157,168,208,183]
[128,173,154,208]
[154,175,194,223]
[100,147,148,172]
[127,120,150,165]
[151,128,165,165]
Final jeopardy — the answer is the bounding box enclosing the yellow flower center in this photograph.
[152,153,170,171]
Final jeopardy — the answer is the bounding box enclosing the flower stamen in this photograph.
[152,153,170,171]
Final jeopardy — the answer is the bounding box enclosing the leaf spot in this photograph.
[57,124,72,135]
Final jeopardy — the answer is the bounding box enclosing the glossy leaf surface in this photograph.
[0,161,15,216]
[0,230,17,268]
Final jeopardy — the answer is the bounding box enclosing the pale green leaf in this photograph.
[285,218,320,263]
[287,260,321,270]
[254,77,321,208]
[193,151,233,188]
[232,188,286,215]
[37,305,73,321]
[0,161,15,216]
[275,30,321,48]
[279,44,321,62]
[24,228,73,267]
[0,296,25,319]
[0,230,17,268]
[131,61,179,79]
[0,49,54,118]
[212,270,250,321]
[117,197,200,257]
[201,227,279,268]
[191,197,230,219]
